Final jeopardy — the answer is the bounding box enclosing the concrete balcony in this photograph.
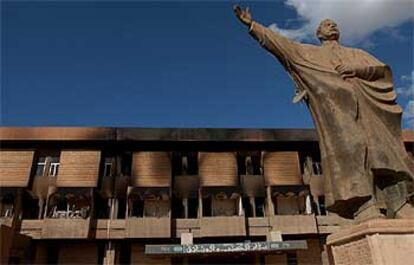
[94,219,126,239]
[126,217,171,238]
[316,214,352,234]
[20,219,43,239]
[248,217,271,236]
[200,216,246,237]
[174,218,200,238]
[41,218,91,239]
[0,217,13,227]
[269,214,318,234]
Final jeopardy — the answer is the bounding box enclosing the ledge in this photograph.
[326,219,414,245]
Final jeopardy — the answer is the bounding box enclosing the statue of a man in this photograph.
[234,6,414,219]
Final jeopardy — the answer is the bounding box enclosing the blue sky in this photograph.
[1,1,413,128]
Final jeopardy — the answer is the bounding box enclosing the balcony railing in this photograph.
[126,217,171,238]
[200,216,246,237]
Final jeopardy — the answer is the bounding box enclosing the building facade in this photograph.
[1,127,413,265]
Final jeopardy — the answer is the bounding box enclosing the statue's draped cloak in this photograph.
[250,22,414,216]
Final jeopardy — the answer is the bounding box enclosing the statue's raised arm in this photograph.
[233,5,301,72]
[233,5,252,27]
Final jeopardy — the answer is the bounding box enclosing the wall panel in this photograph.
[131,152,171,187]
[57,151,101,187]
[0,151,34,187]
[263,152,302,186]
[199,152,238,187]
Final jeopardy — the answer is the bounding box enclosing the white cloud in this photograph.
[403,100,414,128]
[269,0,414,43]
[397,70,414,97]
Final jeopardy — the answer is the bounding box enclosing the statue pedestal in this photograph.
[326,219,414,265]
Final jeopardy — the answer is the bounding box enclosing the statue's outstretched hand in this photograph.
[234,5,252,27]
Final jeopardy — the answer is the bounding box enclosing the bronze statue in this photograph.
[234,6,414,219]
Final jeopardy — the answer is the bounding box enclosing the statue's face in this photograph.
[317,19,340,41]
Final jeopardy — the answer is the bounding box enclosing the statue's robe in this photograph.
[249,22,414,217]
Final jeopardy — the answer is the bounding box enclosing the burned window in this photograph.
[313,162,323,175]
[48,157,60,176]
[242,197,265,217]
[121,153,132,176]
[103,157,114,177]
[287,253,298,265]
[35,156,46,176]
[202,197,212,217]
[172,152,198,176]
[318,195,327,215]
[35,152,60,177]
[1,193,15,218]
[238,153,262,175]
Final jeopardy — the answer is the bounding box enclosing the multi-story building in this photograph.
[1,127,413,265]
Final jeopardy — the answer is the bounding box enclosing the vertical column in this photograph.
[266,186,275,217]
[238,196,244,216]
[249,196,256,217]
[42,157,53,219]
[183,198,188,219]
[197,188,203,218]
[103,198,117,265]
[125,186,132,218]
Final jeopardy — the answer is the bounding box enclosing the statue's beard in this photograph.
[321,32,340,41]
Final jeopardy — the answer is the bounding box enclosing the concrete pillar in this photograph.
[180,232,193,245]
[103,242,116,265]
[38,198,44,219]
[249,196,256,217]
[126,186,132,218]
[266,186,275,217]
[197,188,203,218]
[183,198,188,219]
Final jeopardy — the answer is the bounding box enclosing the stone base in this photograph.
[326,219,414,265]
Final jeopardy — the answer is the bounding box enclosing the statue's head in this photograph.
[316,19,340,42]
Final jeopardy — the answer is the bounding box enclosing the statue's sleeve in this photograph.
[355,49,391,82]
[249,21,300,69]
[353,48,402,119]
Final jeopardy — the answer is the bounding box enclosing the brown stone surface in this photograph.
[331,237,373,265]
[0,151,34,187]
[316,214,352,234]
[1,127,413,143]
[126,217,171,238]
[0,127,115,140]
[327,219,414,244]
[248,217,271,236]
[41,218,91,239]
[327,219,414,265]
[174,218,201,238]
[269,215,318,235]
[200,216,246,237]
[20,220,43,239]
[94,219,126,239]
[297,239,323,265]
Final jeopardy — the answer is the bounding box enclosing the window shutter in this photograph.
[131,152,171,187]
[199,152,238,187]
[263,152,302,185]
[57,151,101,187]
[0,150,34,187]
